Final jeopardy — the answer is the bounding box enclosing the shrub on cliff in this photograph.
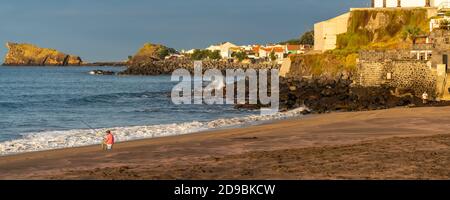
[190,49,222,60]
[336,8,429,50]
[401,26,424,43]
[279,30,314,45]
[286,53,357,78]
[299,30,314,45]
[231,51,248,61]
[130,43,177,64]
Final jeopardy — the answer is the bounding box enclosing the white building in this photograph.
[372,0,450,8]
[206,42,239,58]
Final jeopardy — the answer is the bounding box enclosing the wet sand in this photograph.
[1,106,450,180]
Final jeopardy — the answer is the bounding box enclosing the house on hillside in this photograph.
[206,42,239,59]
[258,47,285,62]
[285,45,310,54]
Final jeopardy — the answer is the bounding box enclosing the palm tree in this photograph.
[439,19,450,30]
[402,26,423,44]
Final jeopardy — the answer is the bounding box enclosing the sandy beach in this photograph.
[1,106,450,180]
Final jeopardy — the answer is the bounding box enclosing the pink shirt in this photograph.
[105,133,115,145]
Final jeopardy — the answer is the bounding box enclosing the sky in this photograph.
[0,0,367,62]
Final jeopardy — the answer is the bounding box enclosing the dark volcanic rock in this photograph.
[89,70,115,75]
[233,74,450,114]
[119,59,280,75]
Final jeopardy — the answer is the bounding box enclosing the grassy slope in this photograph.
[290,9,429,77]
[337,8,429,51]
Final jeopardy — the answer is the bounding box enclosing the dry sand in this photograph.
[1,106,450,180]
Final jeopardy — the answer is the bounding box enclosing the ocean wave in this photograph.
[67,91,170,105]
[0,107,306,156]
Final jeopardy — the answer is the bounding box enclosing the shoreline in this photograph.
[0,108,307,156]
[1,106,450,179]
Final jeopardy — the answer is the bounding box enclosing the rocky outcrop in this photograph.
[129,43,177,66]
[3,42,83,66]
[235,74,450,113]
[88,70,115,75]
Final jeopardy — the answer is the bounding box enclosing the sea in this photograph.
[0,66,305,155]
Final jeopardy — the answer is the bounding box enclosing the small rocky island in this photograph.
[3,42,83,66]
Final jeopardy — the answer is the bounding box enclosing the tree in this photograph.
[231,51,248,61]
[191,49,207,60]
[279,39,301,45]
[402,26,423,44]
[190,49,222,60]
[439,19,450,30]
[299,30,314,45]
[280,30,314,46]
[209,50,222,60]
[158,47,177,59]
[269,51,277,61]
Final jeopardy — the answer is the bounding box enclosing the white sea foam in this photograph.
[0,107,306,156]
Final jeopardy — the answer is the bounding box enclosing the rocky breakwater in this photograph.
[121,59,280,75]
[120,43,279,75]
[235,73,450,113]
[3,42,83,66]
[277,75,413,113]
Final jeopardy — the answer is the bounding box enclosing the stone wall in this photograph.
[357,50,436,96]
[429,29,450,69]
[389,61,436,95]
[359,50,414,62]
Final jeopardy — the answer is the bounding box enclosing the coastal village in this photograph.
[4,0,450,181]
[180,42,311,64]
[5,0,450,106]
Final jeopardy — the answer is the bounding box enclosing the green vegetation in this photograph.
[279,30,314,45]
[290,52,358,76]
[285,9,431,78]
[190,49,222,60]
[269,51,277,61]
[132,43,177,62]
[299,30,314,45]
[231,51,248,61]
[401,25,424,43]
[439,19,450,30]
[336,8,429,51]
[158,47,178,59]
[279,39,301,45]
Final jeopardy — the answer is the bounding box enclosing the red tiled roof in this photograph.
[252,46,260,52]
[287,45,301,51]
[261,47,284,53]
[273,47,285,53]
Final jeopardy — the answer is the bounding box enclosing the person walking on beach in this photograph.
[422,92,429,105]
[103,130,115,151]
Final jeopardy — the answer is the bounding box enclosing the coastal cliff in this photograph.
[337,8,429,50]
[3,42,83,66]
